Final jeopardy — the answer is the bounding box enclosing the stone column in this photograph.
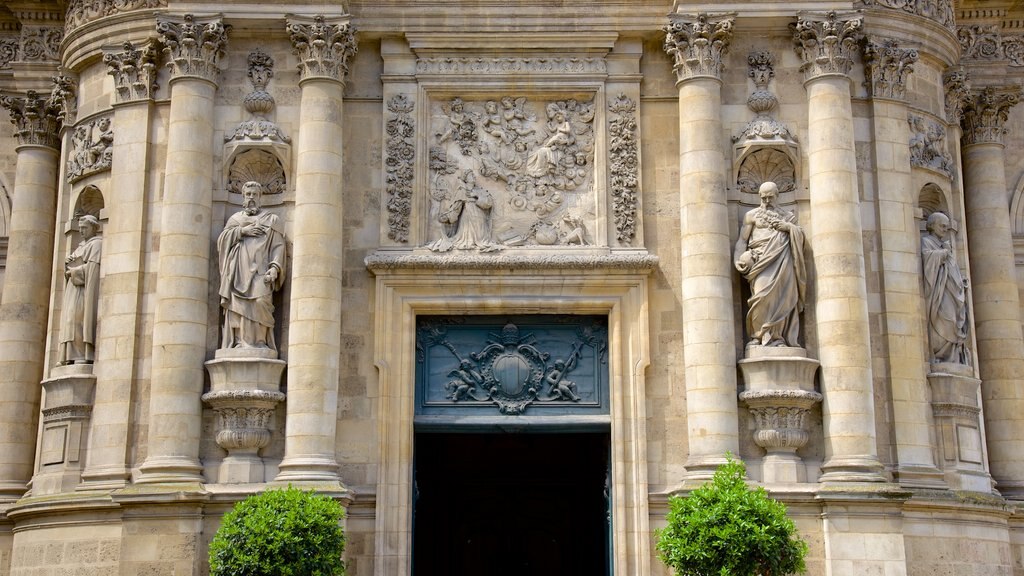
[0,90,62,500]
[663,12,739,479]
[137,15,227,484]
[793,11,885,482]
[77,40,160,489]
[275,15,357,483]
[960,85,1024,498]
[862,38,944,487]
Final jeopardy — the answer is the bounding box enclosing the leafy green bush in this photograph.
[209,486,346,576]
[656,456,808,576]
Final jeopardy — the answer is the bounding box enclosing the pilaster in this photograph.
[137,14,227,484]
[274,14,357,485]
[959,85,1024,498]
[793,11,886,483]
[0,89,63,500]
[663,11,740,479]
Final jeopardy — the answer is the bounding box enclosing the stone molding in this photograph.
[909,114,952,176]
[365,251,659,272]
[156,14,228,84]
[286,14,357,84]
[415,57,606,76]
[863,37,918,101]
[943,66,971,125]
[961,85,1022,146]
[792,11,864,82]
[385,94,414,243]
[0,89,63,149]
[662,12,735,83]
[104,40,159,103]
[608,93,638,244]
[65,0,166,33]
[858,0,955,32]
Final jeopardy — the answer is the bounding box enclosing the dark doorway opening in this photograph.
[412,431,611,576]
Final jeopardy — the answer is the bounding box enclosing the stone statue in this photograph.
[921,212,970,365]
[217,181,287,351]
[428,170,502,253]
[58,215,102,365]
[734,181,807,348]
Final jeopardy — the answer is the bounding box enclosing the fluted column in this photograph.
[862,38,942,486]
[137,15,227,484]
[793,11,885,482]
[663,12,739,479]
[960,85,1024,498]
[80,40,159,489]
[275,15,357,483]
[0,90,62,500]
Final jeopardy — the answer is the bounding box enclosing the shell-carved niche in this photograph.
[227,149,286,196]
[736,148,797,199]
[425,95,597,250]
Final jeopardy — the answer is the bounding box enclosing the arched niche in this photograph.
[917,182,950,232]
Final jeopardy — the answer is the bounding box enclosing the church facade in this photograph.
[0,0,1022,574]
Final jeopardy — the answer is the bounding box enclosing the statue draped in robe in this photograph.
[59,215,102,365]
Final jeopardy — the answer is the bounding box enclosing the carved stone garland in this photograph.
[608,93,638,244]
[385,94,414,243]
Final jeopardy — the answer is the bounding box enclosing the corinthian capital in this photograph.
[104,40,160,103]
[662,12,735,83]
[863,37,917,101]
[0,90,63,149]
[792,11,863,82]
[943,67,971,125]
[961,85,1023,146]
[286,15,358,83]
[156,14,228,84]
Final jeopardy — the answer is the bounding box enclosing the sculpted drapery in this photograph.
[734,182,807,348]
[59,215,102,365]
[921,212,970,365]
[217,181,287,351]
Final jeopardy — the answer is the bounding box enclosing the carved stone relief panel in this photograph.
[425,95,597,250]
[909,114,953,177]
[67,116,113,183]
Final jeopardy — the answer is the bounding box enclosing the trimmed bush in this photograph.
[209,486,346,576]
[656,456,808,576]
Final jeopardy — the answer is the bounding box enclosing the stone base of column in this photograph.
[274,457,345,485]
[739,346,822,484]
[33,365,95,496]
[135,457,205,484]
[819,457,887,483]
[203,349,286,485]
[928,363,993,493]
[681,455,734,482]
[78,465,131,490]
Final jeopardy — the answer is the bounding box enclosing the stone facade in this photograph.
[0,1,1022,575]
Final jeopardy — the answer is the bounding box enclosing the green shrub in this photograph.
[656,456,808,576]
[209,486,346,576]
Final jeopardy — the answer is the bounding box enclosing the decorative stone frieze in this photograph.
[943,66,971,125]
[364,251,659,272]
[0,90,63,149]
[961,85,1023,146]
[67,117,113,182]
[286,15,357,83]
[385,94,414,243]
[909,114,952,176]
[662,12,735,83]
[863,38,918,101]
[0,36,18,69]
[792,11,863,82]
[858,0,955,31]
[415,57,606,76]
[608,93,638,244]
[65,0,166,33]
[156,14,228,84]
[19,25,62,62]
[104,40,159,103]
[957,25,1024,66]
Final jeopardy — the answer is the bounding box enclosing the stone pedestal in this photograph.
[927,363,991,492]
[738,346,821,483]
[203,349,286,484]
[34,365,96,496]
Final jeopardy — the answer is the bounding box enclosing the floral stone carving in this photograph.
[608,94,639,244]
[427,96,596,250]
[385,94,414,243]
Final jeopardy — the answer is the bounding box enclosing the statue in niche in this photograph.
[734,181,807,348]
[217,181,287,351]
[58,215,102,366]
[428,170,502,253]
[921,212,971,365]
